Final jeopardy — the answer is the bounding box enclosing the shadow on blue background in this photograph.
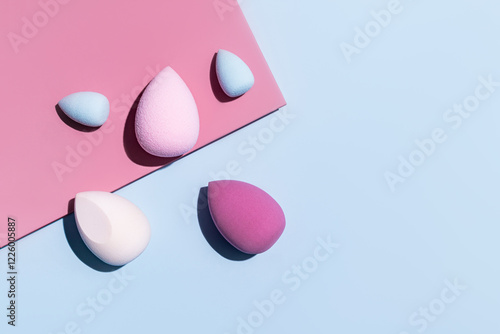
[63,199,123,272]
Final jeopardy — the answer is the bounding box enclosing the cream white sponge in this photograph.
[135,66,200,157]
[75,191,151,266]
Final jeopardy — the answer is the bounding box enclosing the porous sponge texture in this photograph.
[207,180,285,254]
[135,66,200,157]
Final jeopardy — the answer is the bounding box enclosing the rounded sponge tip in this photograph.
[58,92,110,127]
[207,180,285,254]
[75,191,151,266]
[216,49,255,98]
[135,66,200,158]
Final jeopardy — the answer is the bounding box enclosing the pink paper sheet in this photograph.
[0,0,285,247]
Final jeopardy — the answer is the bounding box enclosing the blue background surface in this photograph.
[2,0,500,333]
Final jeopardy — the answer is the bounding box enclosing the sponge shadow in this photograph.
[197,187,255,261]
[122,87,177,167]
[55,105,101,132]
[209,53,240,103]
[63,199,122,272]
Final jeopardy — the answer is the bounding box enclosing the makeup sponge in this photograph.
[135,66,200,157]
[58,92,110,127]
[216,49,255,98]
[207,180,285,254]
[75,191,151,266]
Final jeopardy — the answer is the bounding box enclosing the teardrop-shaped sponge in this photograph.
[75,191,151,266]
[135,66,200,157]
[207,180,285,254]
[216,49,255,98]
[58,92,110,127]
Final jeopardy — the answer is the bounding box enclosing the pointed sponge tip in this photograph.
[216,49,255,98]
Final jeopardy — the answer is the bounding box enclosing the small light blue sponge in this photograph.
[216,49,255,98]
[58,92,110,127]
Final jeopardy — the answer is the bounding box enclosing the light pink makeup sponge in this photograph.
[207,180,286,254]
[135,66,200,157]
[75,191,151,266]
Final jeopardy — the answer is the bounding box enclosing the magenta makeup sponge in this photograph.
[207,180,286,254]
[135,66,200,157]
